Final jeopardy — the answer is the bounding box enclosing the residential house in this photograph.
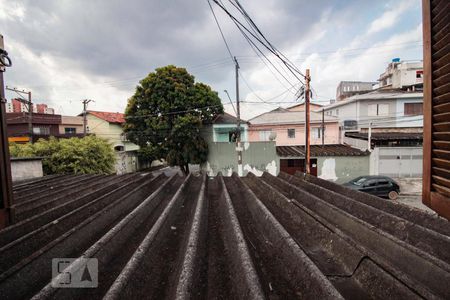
[323,90,423,135]
[59,116,84,136]
[248,108,340,146]
[202,112,278,176]
[285,102,323,112]
[210,112,248,142]
[7,113,84,143]
[378,59,423,90]
[84,110,139,174]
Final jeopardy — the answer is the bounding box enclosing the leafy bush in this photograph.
[9,136,116,175]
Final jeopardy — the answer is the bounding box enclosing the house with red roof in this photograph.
[84,110,140,174]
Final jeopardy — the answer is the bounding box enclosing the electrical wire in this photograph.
[212,0,306,85]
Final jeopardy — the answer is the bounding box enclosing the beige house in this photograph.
[59,116,84,135]
[84,111,140,174]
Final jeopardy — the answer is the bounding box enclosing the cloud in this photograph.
[367,0,415,35]
[0,0,25,21]
[0,0,422,121]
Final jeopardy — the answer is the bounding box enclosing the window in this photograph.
[336,109,339,116]
[368,104,377,116]
[404,103,423,116]
[228,131,236,142]
[259,130,272,141]
[65,127,76,134]
[312,128,321,139]
[364,179,378,187]
[416,70,423,79]
[312,127,325,139]
[32,126,50,135]
[368,103,389,116]
[287,128,295,138]
[377,180,392,186]
[114,145,125,151]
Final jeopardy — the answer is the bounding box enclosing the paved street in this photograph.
[393,178,436,214]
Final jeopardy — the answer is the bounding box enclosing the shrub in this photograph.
[9,136,115,175]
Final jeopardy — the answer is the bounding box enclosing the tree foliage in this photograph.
[9,136,115,175]
[124,65,223,173]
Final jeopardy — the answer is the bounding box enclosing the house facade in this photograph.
[210,112,248,143]
[59,116,84,136]
[336,81,377,101]
[323,90,423,134]
[248,108,340,146]
[378,59,423,90]
[85,111,140,174]
[6,112,85,143]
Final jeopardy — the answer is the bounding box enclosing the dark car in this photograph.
[344,176,400,200]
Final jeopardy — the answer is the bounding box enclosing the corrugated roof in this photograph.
[249,111,338,125]
[345,132,423,141]
[87,110,125,124]
[277,144,369,157]
[324,90,423,110]
[0,170,449,299]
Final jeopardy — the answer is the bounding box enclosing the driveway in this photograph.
[393,178,436,214]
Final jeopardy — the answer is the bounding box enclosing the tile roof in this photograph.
[0,170,449,299]
[87,110,125,124]
[277,144,369,157]
[345,131,423,141]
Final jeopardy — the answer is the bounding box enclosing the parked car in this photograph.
[344,176,400,200]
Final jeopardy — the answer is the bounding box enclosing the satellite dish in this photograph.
[269,132,277,141]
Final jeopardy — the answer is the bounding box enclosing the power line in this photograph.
[207,0,234,61]
[212,0,306,85]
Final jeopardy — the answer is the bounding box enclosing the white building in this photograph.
[322,90,423,133]
[378,59,423,90]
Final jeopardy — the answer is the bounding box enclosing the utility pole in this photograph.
[321,107,325,147]
[5,87,32,142]
[234,57,243,176]
[368,122,372,151]
[82,99,93,136]
[305,69,311,174]
[0,34,14,228]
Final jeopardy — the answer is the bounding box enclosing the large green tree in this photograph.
[124,65,223,174]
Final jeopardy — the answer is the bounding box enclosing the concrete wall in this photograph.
[317,156,370,184]
[248,122,340,145]
[10,158,43,182]
[343,136,370,151]
[115,151,138,175]
[202,141,279,176]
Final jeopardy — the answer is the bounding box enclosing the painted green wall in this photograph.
[203,141,279,176]
[317,156,369,184]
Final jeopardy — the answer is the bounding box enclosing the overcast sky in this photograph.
[1,0,423,120]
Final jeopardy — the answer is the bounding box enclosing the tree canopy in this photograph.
[124,65,223,174]
[9,136,116,175]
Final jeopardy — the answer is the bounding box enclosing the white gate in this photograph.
[372,147,422,178]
